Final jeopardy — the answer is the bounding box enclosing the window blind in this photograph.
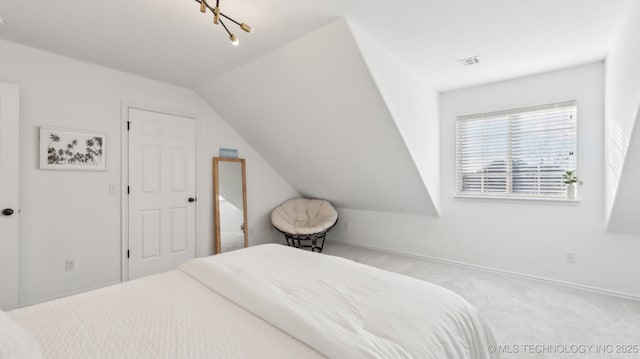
[456,102,577,198]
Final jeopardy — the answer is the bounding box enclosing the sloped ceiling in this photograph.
[607,105,640,234]
[348,22,441,211]
[0,1,634,89]
[197,19,438,215]
[605,2,640,234]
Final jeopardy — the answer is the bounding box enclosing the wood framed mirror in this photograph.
[213,157,248,254]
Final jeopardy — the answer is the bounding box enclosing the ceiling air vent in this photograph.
[457,56,480,67]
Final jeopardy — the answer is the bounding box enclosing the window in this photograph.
[456,102,577,199]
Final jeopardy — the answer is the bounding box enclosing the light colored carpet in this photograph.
[323,242,640,359]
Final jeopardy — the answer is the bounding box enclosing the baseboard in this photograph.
[18,280,122,308]
[327,239,640,301]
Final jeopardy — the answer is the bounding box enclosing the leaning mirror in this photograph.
[213,157,248,254]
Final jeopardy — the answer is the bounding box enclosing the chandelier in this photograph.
[195,0,253,46]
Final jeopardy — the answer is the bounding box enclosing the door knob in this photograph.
[2,208,14,216]
[188,198,196,203]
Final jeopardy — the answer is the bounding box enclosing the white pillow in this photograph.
[0,308,42,359]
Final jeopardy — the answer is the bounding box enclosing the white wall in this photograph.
[0,39,298,306]
[604,2,640,233]
[331,63,640,297]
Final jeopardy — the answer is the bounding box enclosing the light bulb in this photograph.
[229,33,239,46]
[240,23,254,34]
[200,0,206,13]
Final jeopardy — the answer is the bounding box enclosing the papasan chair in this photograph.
[271,198,338,253]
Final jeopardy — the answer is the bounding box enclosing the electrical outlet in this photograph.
[65,259,75,272]
[565,252,577,264]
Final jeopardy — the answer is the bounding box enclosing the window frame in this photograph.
[455,101,578,201]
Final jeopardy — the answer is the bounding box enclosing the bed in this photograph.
[4,244,499,358]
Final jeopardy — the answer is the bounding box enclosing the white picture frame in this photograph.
[39,126,106,171]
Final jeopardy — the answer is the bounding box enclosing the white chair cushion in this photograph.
[0,308,42,359]
[271,198,338,235]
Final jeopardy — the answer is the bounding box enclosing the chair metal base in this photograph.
[283,233,327,253]
[275,218,338,253]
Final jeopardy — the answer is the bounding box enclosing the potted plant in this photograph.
[563,170,582,200]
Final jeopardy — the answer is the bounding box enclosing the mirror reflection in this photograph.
[214,158,248,254]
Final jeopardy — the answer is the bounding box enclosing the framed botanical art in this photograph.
[39,126,106,171]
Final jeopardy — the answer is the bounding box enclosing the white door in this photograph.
[0,83,20,310]
[128,108,196,280]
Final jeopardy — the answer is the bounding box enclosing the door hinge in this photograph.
[127,250,130,258]
[127,186,130,194]
[127,121,131,131]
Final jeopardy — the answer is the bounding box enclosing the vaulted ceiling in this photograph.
[0,1,633,89]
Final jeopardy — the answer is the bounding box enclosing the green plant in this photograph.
[563,170,583,185]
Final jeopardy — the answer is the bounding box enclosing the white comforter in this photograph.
[10,270,324,359]
[180,244,499,359]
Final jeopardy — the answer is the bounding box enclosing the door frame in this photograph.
[120,102,200,282]
[0,82,20,309]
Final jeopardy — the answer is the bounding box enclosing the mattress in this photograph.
[9,270,324,359]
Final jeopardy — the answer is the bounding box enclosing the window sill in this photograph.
[454,194,581,204]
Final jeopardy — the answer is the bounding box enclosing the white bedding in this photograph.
[10,244,499,359]
[10,270,324,359]
[0,309,41,359]
[180,244,499,359]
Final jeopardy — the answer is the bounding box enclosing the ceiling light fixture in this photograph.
[194,0,253,47]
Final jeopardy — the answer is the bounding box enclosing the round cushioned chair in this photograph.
[271,198,338,253]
